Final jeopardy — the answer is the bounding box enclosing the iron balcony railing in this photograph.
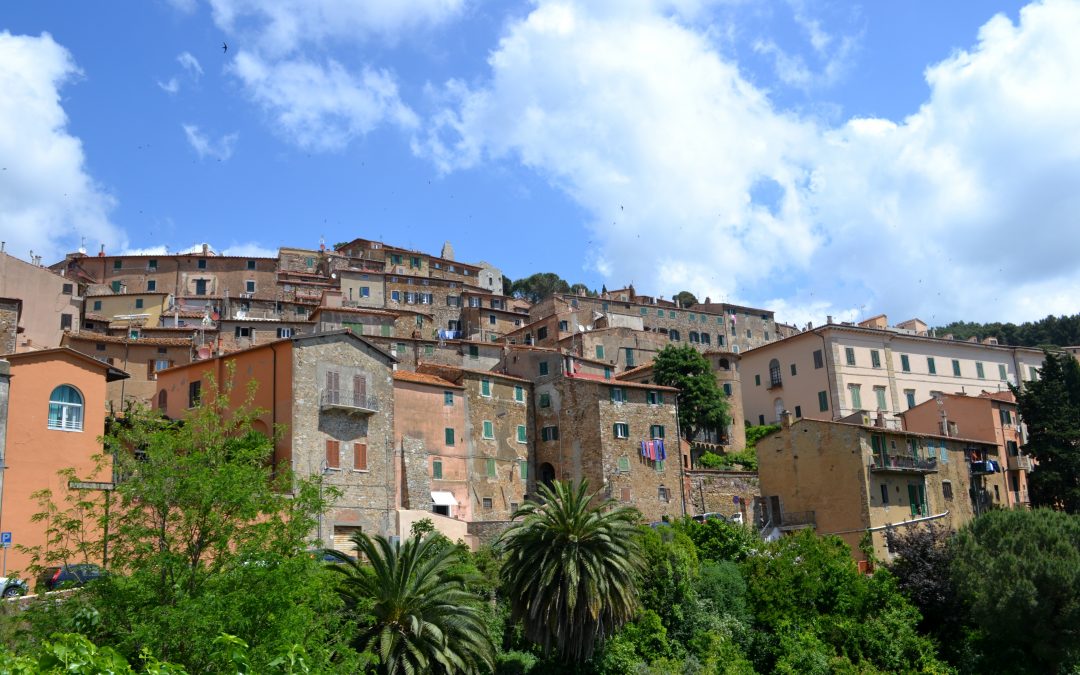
[320,390,379,413]
[1006,453,1034,472]
[778,510,816,528]
[870,454,938,473]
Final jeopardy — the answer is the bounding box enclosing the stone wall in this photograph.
[467,519,514,547]
[0,300,18,355]
[462,373,530,521]
[291,333,397,540]
[400,436,431,511]
[685,470,760,522]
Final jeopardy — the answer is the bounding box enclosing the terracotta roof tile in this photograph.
[392,370,464,389]
[64,332,193,347]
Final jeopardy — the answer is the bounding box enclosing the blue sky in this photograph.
[3,0,1079,327]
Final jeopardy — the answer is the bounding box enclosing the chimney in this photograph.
[826,315,833,324]
[201,243,209,256]
[781,410,794,428]
[98,244,105,257]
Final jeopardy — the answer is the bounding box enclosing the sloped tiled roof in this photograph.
[392,370,464,389]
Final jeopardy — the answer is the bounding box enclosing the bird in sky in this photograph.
[223,42,228,53]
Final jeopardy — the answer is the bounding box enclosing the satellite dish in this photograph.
[577,325,586,333]
[331,272,337,279]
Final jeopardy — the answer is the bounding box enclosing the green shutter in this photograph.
[818,391,828,412]
[901,354,910,371]
[444,391,454,406]
[618,456,630,472]
[433,460,443,479]
[486,458,496,477]
[481,379,491,396]
[540,393,550,408]
[483,420,493,438]
[517,425,526,443]
[515,385,524,402]
[596,345,605,359]
[519,460,528,479]
[445,428,455,446]
[928,357,936,374]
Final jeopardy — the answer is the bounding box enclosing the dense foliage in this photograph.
[507,273,596,303]
[1014,350,1080,513]
[936,313,1080,347]
[698,424,777,470]
[652,344,731,443]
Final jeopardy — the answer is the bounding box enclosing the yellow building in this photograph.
[85,292,171,328]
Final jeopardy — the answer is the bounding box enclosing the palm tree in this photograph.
[498,479,645,663]
[329,533,494,674]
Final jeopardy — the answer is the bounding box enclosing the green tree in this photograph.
[1014,350,1080,512]
[673,291,698,308]
[675,518,758,564]
[497,480,644,663]
[509,273,572,304]
[951,509,1080,674]
[329,532,495,675]
[652,344,730,443]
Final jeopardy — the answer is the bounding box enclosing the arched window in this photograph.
[48,385,84,431]
[539,462,556,488]
[689,331,700,343]
[769,358,782,387]
[157,389,168,410]
[670,330,681,342]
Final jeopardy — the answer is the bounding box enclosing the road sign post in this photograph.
[1,532,10,577]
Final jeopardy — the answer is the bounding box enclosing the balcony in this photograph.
[1009,489,1030,505]
[870,454,938,474]
[1006,453,1034,472]
[777,510,816,531]
[320,390,379,414]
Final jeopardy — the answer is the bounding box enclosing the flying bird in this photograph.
[223,42,228,53]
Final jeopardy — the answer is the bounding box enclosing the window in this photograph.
[625,348,635,367]
[514,385,524,402]
[942,481,953,500]
[246,280,256,293]
[391,290,400,303]
[486,459,497,477]
[849,384,862,410]
[1000,408,1013,425]
[871,350,881,368]
[845,347,856,366]
[900,354,910,372]
[609,387,625,403]
[516,425,527,443]
[1029,366,1039,381]
[880,484,889,505]
[952,359,961,377]
[147,280,157,292]
[469,344,479,360]
[539,393,551,408]
[157,389,167,410]
[604,366,612,380]
[759,414,765,425]
[246,259,256,270]
[717,334,725,346]
[621,488,632,503]
[875,386,887,410]
[754,374,761,386]
[96,343,106,351]
[353,442,368,471]
[444,391,454,406]
[768,359,782,387]
[559,320,568,331]
[794,405,802,418]
[539,361,549,376]
[198,259,207,269]
[976,362,985,379]
[723,383,733,396]
[813,350,824,369]
[235,326,251,338]
[613,423,629,439]
[658,486,669,502]
[93,300,102,311]
[790,363,797,376]
[113,259,122,270]
[432,460,443,479]
[650,425,665,439]
[537,327,548,340]
[148,259,157,270]
[746,329,752,339]
[669,330,680,341]
[617,456,631,473]
[905,389,916,409]
[188,381,201,408]
[595,345,605,359]
[927,357,937,375]
[998,364,1008,380]
[489,314,497,325]
[277,327,294,338]
[110,281,121,293]
[325,440,340,469]
[689,331,700,344]
[135,298,144,309]
[47,385,83,431]
[541,426,559,441]
[646,390,662,405]
[482,497,493,509]
[60,314,72,330]
[61,283,73,295]
[1006,440,1019,456]
[481,379,492,397]
[445,428,455,446]
[482,420,494,439]
[153,358,170,373]
[669,310,676,319]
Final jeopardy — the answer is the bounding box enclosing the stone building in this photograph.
[0,298,21,355]
[900,391,1031,508]
[740,315,1046,428]
[1,251,84,351]
[756,415,1004,562]
[684,469,760,523]
[335,237,501,292]
[216,318,314,353]
[417,364,531,522]
[155,330,398,547]
[62,332,193,409]
[556,327,670,372]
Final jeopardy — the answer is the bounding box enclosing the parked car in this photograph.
[691,512,728,523]
[36,563,103,591]
[0,576,28,598]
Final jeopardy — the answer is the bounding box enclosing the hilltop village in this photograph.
[0,238,1045,568]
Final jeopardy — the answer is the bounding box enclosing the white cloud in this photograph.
[0,31,123,263]
[418,0,1080,324]
[182,124,239,160]
[157,77,180,94]
[177,51,203,78]
[221,242,278,257]
[230,51,417,151]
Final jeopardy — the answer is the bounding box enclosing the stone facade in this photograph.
[291,333,397,542]
[62,332,192,408]
[0,299,19,355]
[217,319,314,353]
[756,417,1000,562]
[684,470,760,522]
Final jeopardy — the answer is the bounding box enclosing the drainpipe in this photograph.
[674,395,687,517]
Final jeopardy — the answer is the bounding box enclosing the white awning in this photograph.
[431,491,458,506]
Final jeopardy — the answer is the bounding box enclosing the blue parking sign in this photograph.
[1,532,11,546]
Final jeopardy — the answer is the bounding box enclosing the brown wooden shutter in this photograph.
[353,442,367,471]
[148,360,157,379]
[620,487,632,503]
[353,374,367,405]
[325,371,340,404]
[325,440,340,469]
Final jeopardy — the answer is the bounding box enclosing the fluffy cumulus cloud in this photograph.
[418,0,1080,323]
[201,0,460,150]
[0,31,123,263]
[182,124,239,160]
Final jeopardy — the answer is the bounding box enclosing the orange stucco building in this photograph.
[0,349,126,576]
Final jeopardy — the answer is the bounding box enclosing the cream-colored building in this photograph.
[0,251,83,351]
[740,316,1045,428]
